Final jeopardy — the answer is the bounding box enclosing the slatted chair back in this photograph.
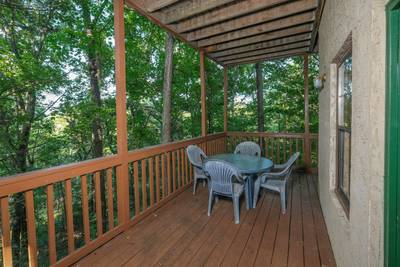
[186,145,207,169]
[234,141,261,157]
[204,160,243,196]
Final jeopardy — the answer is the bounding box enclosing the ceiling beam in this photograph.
[223,48,308,65]
[310,0,326,52]
[176,0,292,33]
[197,11,315,47]
[211,34,311,58]
[216,41,310,61]
[186,0,318,41]
[145,0,181,12]
[160,0,236,24]
[205,24,313,53]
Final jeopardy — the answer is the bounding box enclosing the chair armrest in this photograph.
[273,163,287,170]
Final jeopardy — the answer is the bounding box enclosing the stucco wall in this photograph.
[318,1,387,266]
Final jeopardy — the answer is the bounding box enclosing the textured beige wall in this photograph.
[318,0,387,266]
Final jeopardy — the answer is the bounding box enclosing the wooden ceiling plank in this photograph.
[176,0,292,33]
[186,0,318,41]
[205,24,313,53]
[223,47,308,65]
[226,51,308,66]
[216,40,310,61]
[197,11,315,47]
[161,0,237,24]
[146,0,181,12]
[209,32,311,57]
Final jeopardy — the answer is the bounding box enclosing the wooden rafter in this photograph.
[186,0,318,42]
[209,32,312,58]
[205,24,313,53]
[158,0,236,24]
[197,12,315,47]
[223,47,308,65]
[175,0,292,33]
[216,41,311,62]
[145,0,180,12]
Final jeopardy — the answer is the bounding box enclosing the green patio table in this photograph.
[209,153,273,209]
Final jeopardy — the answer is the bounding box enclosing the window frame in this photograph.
[333,33,352,216]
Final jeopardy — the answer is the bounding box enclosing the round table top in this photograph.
[209,153,273,175]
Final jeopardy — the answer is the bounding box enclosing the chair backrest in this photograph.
[186,145,207,169]
[234,141,261,157]
[281,152,300,177]
[204,160,242,196]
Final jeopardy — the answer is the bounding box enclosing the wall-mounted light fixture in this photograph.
[314,74,326,91]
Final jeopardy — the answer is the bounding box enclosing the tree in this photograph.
[162,32,174,143]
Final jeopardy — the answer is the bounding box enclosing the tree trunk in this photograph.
[162,32,174,144]
[80,0,107,229]
[12,91,36,266]
[256,63,265,155]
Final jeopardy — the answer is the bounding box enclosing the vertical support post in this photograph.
[223,66,228,133]
[113,0,129,224]
[200,50,207,137]
[303,54,311,172]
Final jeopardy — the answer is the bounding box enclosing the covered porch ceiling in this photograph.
[125,0,325,66]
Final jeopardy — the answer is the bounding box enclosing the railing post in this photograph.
[114,0,130,224]
[200,50,207,137]
[223,66,228,133]
[303,54,312,172]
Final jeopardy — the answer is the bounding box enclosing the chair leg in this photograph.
[193,178,197,195]
[203,180,206,187]
[233,196,240,224]
[208,191,214,216]
[280,188,286,214]
[253,178,261,208]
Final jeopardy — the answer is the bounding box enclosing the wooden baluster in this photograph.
[265,138,269,158]
[277,139,281,164]
[172,151,176,192]
[155,155,161,202]
[167,152,171,195]
[296,138,299,153]
[289,139,293,157]
[283,139,287,162]
[106,168,114,229]
[133,161,140,215]
[184,150,188,185]
[45,185,57,264]
[65,179,75,252]
[180,149,185,186]
[25,190,38,267]
[271,138,275,163]
[149,157,154,207]
[177,149,181,188]
[94,172,103,236]
[162,154,167,197]
[81,175,90,243]
[142,160,147,210]
[1,197,13,266]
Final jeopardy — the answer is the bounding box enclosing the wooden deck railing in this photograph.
[0,131,316,266]
[226,132,318,169]
[0,133,225,267]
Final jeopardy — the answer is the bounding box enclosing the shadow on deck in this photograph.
[75,173,336,267]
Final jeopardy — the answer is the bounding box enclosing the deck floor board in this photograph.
[75,174,336,267]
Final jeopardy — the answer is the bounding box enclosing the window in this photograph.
[335,36,352,213]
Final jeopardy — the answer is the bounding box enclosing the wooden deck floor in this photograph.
[75,174,336,267]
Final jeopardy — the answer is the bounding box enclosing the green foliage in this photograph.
[0,1,319,266]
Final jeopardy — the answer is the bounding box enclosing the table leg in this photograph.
[245,175,255,209]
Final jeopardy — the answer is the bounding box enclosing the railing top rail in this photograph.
[0,132,226,197]
[226,131,318,139]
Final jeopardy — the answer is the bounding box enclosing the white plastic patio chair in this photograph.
[186,145,208,195]
[253,152,300,213]
[234,141,261,157]
[204,160,249,224]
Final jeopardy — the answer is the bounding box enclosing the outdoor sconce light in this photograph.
[314,74,326,91]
